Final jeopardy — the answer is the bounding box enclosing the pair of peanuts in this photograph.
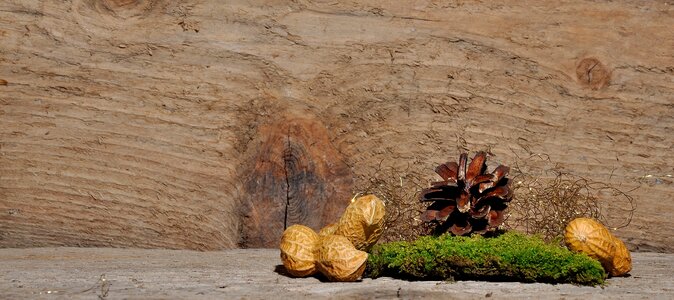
[564,217,632,277]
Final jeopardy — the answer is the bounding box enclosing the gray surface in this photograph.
[0,248,672,299]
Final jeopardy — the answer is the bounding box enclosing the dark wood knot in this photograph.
[576,57,610,90]
[239,115,353,248]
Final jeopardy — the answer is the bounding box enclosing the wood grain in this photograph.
[0,0,672,251]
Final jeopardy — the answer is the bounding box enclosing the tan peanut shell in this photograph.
[564,218,616,271]
[317,235,368,282]
[334,194,386,251]
[279,224,319,277]
[318,223,338,237]
[609,236,632,276]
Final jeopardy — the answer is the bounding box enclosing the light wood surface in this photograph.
[0,1,672,250]
[1,248,672,299]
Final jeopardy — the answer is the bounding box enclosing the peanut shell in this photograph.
[564,218,616,271]
[279,224,319,277]
[318,223,338,237]
[317,235,368,282]
[335,194,386,251]
[609,236,632,276]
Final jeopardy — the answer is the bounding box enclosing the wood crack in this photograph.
[282,128,292,230]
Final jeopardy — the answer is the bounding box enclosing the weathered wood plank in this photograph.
[0,0,672,250]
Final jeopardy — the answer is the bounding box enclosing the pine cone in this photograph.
[420,151,512,235]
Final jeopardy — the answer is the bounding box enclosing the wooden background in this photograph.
[0,0,672,251]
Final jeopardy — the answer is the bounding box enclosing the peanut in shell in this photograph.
[318,223,338,237]
[564,217,616,271]
[609,236,632,277]
[334,194,385,251]
[317,235,368,282]
[279,224,319,277]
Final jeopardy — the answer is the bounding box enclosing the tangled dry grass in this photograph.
[354,161,432,243]
[358,153,636,243]
[506,154,636,242]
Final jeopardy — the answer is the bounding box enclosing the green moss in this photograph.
[366,232,605,286]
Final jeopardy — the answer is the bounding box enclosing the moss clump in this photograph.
[366,232,605,285]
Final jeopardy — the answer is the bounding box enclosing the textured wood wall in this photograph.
[0,0,672,251]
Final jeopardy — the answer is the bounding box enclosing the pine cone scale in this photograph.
[419,187,458,202]
[491,165,510,183]
[465,151,487,184]
[457,153,468,181]
[431,180,458,188]
[422,202,456,222]
[469,205,490,218]
[434,162,458,181]
[479,185,512,202]
[487,210,505,227]
[478,166,510,193]
[470,174,495,187]
[451,222,472,236]
[436,203,456,221]
[457,192,471,213]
